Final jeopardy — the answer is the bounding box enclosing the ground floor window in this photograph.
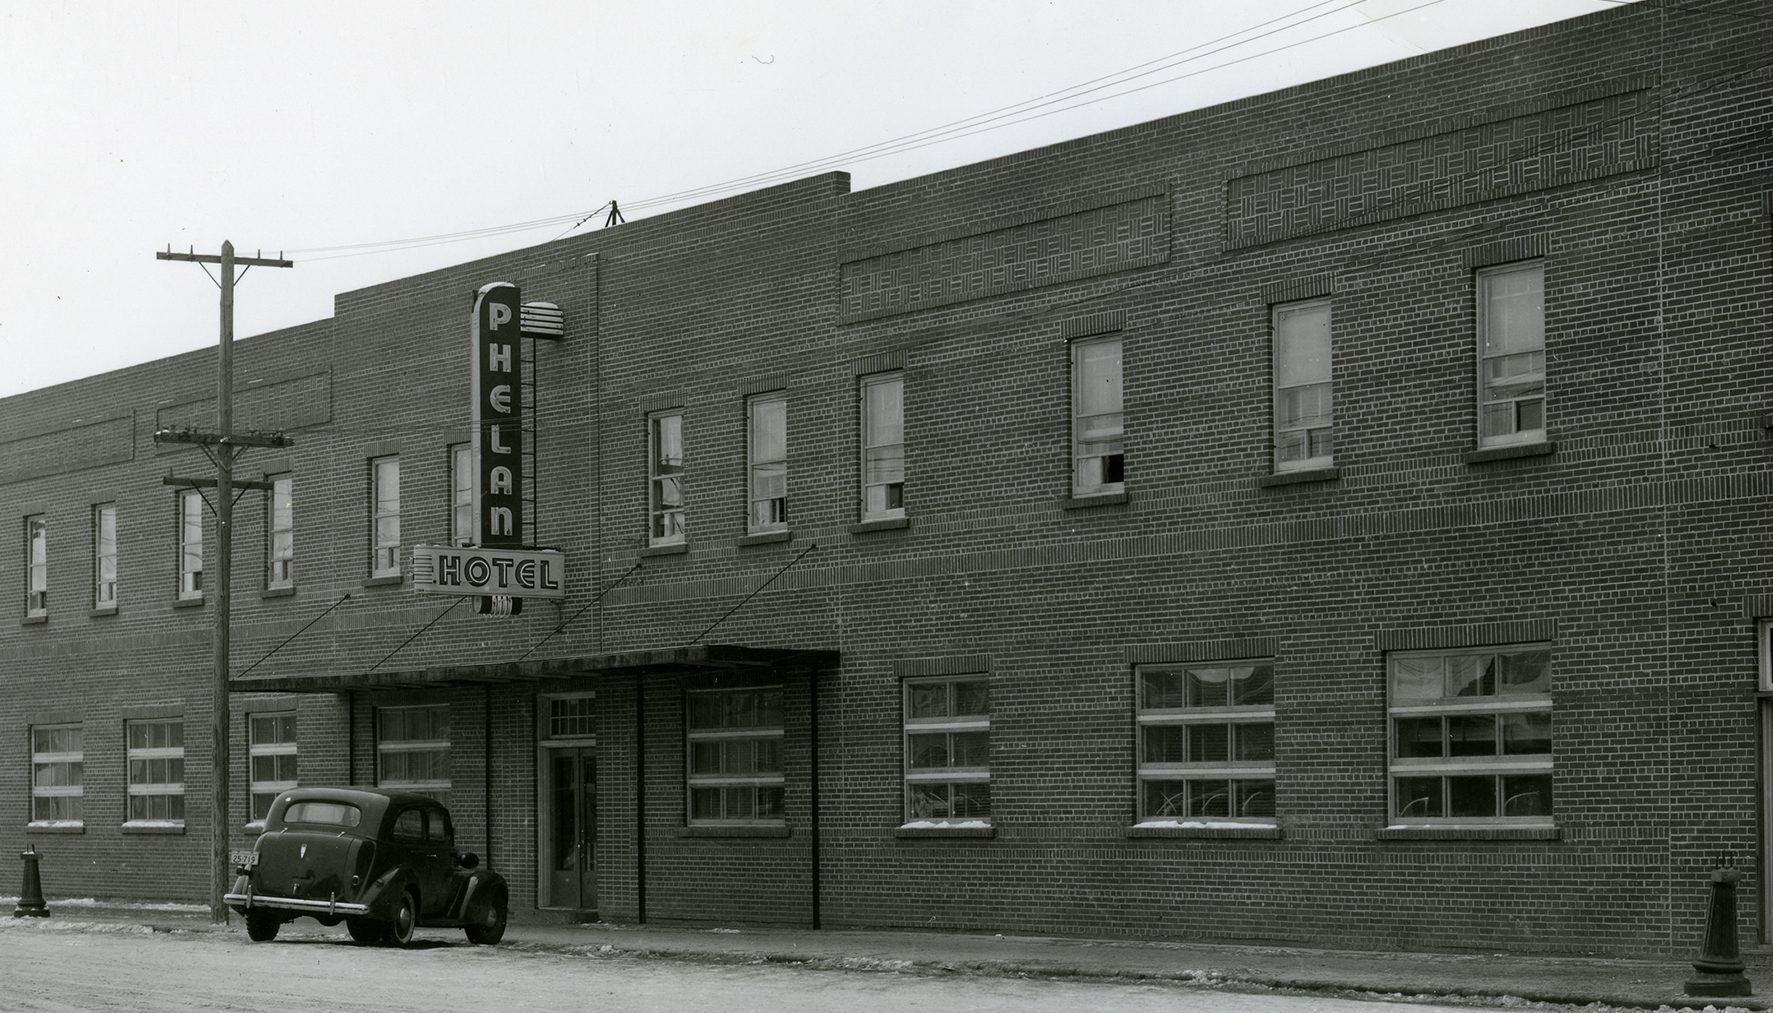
[1136,660,1276,824]
[126,720,185,824]
[685,687,783,824]
[377,705,450,804]
[249,712,298,821]
[1387,644,1552,822]
[31,724,83,825]
[903,675,990,825]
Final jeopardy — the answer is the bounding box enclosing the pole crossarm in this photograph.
[153,428,293,449]
[162,476,277,491]
[158,249,294,269]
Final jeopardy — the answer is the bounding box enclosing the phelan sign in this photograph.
[410,545,566,598]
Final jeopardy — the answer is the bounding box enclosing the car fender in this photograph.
[450,869,508,924]
[358,865,420,921]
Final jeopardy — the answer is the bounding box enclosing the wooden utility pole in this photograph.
[154,241,293,923]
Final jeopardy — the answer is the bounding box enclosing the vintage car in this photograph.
[224,787,508,946]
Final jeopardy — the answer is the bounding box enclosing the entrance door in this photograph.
[547,747,596,911]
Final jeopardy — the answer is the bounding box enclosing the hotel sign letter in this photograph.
[472,283,523,548]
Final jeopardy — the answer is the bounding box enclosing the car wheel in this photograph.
[346,917,381,943]
[463,891,507,945]
[384,890,418,947]
[245,911,279,942]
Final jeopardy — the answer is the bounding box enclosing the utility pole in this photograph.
[154,241,293,923]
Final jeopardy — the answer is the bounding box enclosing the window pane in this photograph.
[1234,723,1275,762]
[1143,780,1188,819]
[1503,774,1553,816]
[1231,664,1274,706]
[909,683,949,719]
[1447,775,1498,818]
[1394,717,1443,758]
[1274,301,1331,389]
[1236,780,1277,818]
[1445,655,1494,698]
[950,731,989,767]
[952,680,989,716]
[1395,776,1443,818]
[1187,724,1230,763]
[951,782,990,819]
[1502,711,1552,755]
[909,733,949,769]
[1189,780,1231,818]
[1074,339,1122,417]
[1391,656,1442,704]
[1447,714,1497,756]
[1141,725,1187,764]
[863,376,902,447]
[1187,668,1231,708]
[1480,264,1544,357]
[1497,649,1550,695]
[1141,669,1185,710]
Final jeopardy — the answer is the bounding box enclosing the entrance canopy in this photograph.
[228,644,839,694]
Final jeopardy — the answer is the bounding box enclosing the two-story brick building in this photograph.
[4,1,1771,956]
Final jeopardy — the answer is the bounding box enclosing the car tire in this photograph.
[245,911,279,942]
[463,891,507,945]
[346,917,381,943]
[384,890,418,947]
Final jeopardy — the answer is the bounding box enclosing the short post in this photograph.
[13,845,49,918]
[1685,866,1752,998]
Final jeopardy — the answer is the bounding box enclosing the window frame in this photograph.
[30,723,83,826]
[902,675,991,826]
[24,513,47,618]
[746,394,788,534]
[648,412,686,547]
[177,490,204,601]
[449,444,474,547]
[370,455,401,578]
[1070,336,1124,496]
[859,373,906,521]
[93,503,117,609]
[376,704,449,804]
[1475,261,1547,449]
[1386,643,1553,826]
[684,686,785,826]
[267,474,294,590]
[248,711,299,824]
[1135,660,1278,826]
[1272,299,1333,473]
[124,719,186,826]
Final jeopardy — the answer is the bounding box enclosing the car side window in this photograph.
[425,807,452,844]
[393,808,424,843]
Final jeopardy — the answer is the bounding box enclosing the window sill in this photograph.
[25,823,84,835]
[1126,824,1283,839]
[122,822,187,835]
[89,606,118,618]
[640,542,688,557]
[21,615,47,626]
[1062,491,1128,510]
[1258,466,1339,488]
[895,824,995,839]
[675,825,791,838]
[261,587,296,599]
[738,531,792,547]
[1376,825,1559,841]
[361,575,404,588]
[173,596,205,609]
[851,517,909,534]
[1463,441,1555,465]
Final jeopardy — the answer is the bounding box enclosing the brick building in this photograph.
[3,2,1771,956]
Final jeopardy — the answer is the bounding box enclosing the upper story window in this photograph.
[177,490,204,601]
[686,687,784,825]
[747,394,788,534]
[370,456,401,578]
[1477,262,1545,448]
[1388,644,1552,824]
[1273,300,1332,472]
[267,475,293,589]
[25,514,47,618]
[1137,661,1276,824]
[93,504,117,609]
[649,412,686,546]
[859,373,905,521]
[450,444,473,546]
[904,675,990,825]
[1071,336,1123,496]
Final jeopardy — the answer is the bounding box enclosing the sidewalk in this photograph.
[6,897,1769,1011]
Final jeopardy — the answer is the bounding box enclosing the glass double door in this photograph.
[547,746,596,911]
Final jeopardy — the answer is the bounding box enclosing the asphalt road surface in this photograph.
[0,920,1500,1012]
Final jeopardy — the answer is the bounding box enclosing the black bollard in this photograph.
[1685,866,1752,997]
[13,845,49,918]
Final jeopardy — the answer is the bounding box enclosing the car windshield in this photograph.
[283,801,363,827]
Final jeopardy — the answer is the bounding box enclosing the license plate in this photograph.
[230,849,258,868]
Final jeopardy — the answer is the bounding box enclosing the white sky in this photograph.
[0,0,1617,398]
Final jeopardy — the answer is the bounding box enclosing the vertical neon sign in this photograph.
[471,282,523,549]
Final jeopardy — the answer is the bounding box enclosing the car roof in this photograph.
[268,787,449,832]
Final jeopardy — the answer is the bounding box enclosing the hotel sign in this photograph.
[410,545,566,598]
[472,282,523,548]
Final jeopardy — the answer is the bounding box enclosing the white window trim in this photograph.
[746,394,788,534]
[1475,261,1547,449]
[267,475,294,589]
[124,720,186,827]
[902,675,991,827]
[1135,661,1278,827]
[685,686,785,826]
[93,503,117,608]
[648,412,686,547]
[1385,643,1553,828]
[1272,299,1333,473]
[376,704,449,799]
[859,373,905,522]
[248,712,299,828]
[25,514,47,618]
[370,456,401,578]
[449,444,474,547]
[30,724,83,827]
[177,490,204,601]
[1070,336,1124,496]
